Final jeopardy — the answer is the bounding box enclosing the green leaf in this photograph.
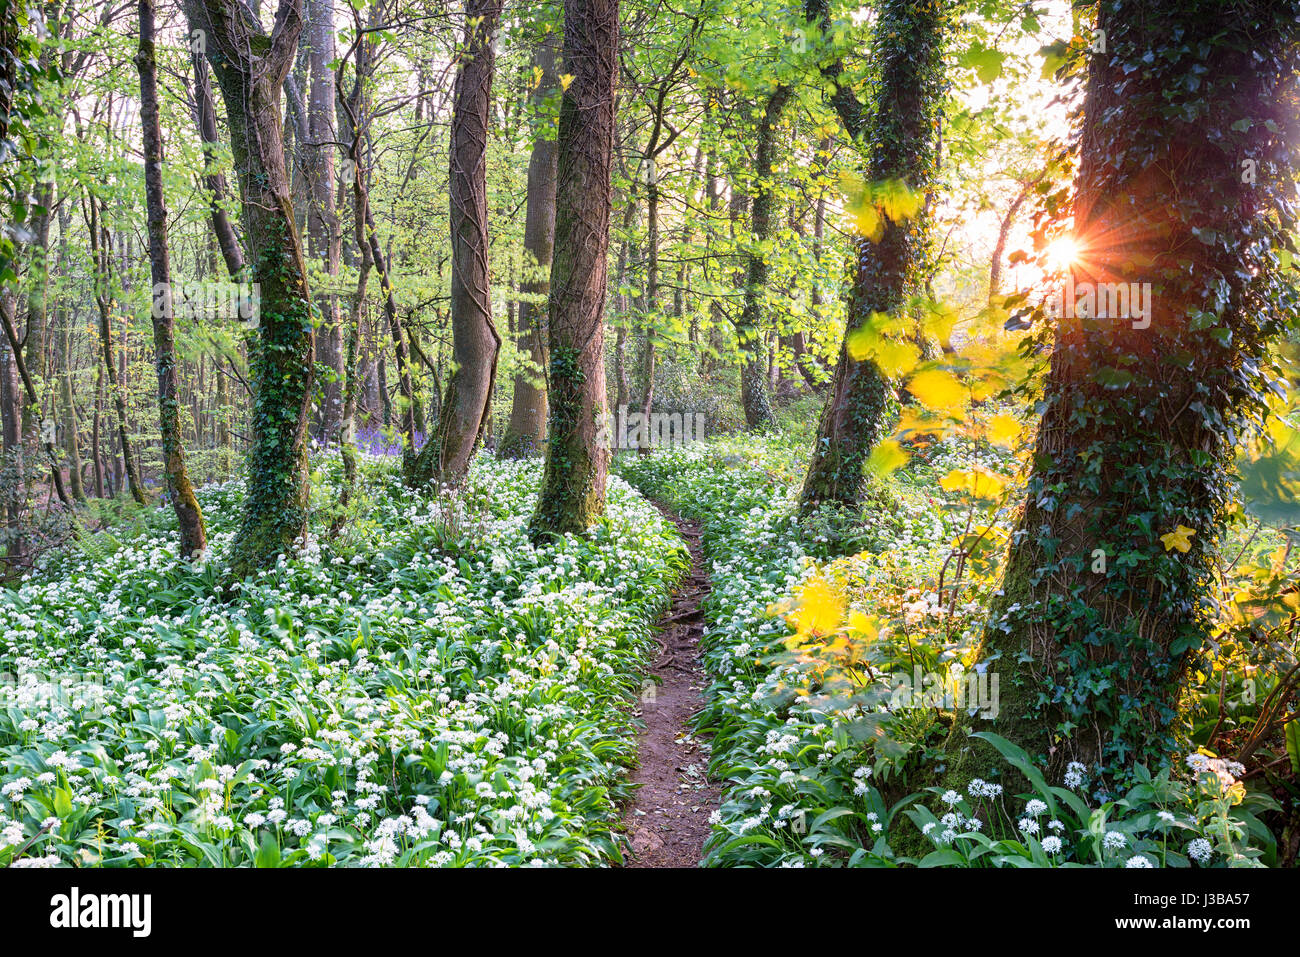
[255,832,282,868]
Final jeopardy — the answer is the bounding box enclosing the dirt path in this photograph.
[621,509,722,868]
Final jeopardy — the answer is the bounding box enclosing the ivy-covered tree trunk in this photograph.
[500,30,560,459]
[184,0,314,575]
[799,0,949,512]
[412,0,503,486]
[530,0,618,538]
[137,0,206,557]
[954,0,1300,782]
[737,84,790,430]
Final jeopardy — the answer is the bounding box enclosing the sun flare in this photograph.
[1044,236,1081,272]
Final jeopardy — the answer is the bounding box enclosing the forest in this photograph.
[0,0,1298,879]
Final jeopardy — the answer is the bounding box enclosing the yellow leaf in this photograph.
[906,368,966,412]
[895,408,945,441]
[559,73,575,91]
[854,202,882,242]
[846,325,876,361]
[867,439,910,477]
[1160,524,1196,553]
[986,414,1022,447]
[920,299,960,344]
[872,339,921,377]
[939,466,1007,500]
[848,611,879,640]
[788,577,844,637]
[876,178,924,223]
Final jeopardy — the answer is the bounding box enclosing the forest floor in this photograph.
[620,508,721,868]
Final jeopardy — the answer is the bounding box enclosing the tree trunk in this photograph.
[303,0,343,443]
[635,162,659,455]
[500,31,560,459]
[413,0,504,486]
[87,195,147,506]
[92,366,104,498]
[951,0,1300,782]
[137,0,206,555]
[530,0,618,537]
[737,85,791,429]
[190,46,245,279]
[184,0,314,574]
[0,295,24,564]
[799,0,949,512]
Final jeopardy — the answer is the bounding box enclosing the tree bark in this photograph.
[190,46,246,279]
[800,0,949,512]
[413,0,504,486]
[86,194,147,506]
[303,0,343,443]
[530,0,618,537]
[137,0,207,555]
[500,30,560,459]
[184,0,314,574]
[737,84,791,429]
[952,0,1300,780]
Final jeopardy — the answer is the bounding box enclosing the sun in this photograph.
[1044,236,1081,272]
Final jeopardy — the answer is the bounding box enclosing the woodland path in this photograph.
[620,508,722,868]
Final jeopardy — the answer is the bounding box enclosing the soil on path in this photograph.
[621,509,722,868]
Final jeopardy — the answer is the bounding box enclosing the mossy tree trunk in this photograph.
[137,0,206,556]
[799,0,950,512]
[184,0,314,575]
[950,0,1300,784]
[530,0,618,538]
[412,0,503,487]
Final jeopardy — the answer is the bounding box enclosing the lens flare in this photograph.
[1044,236,1081,272]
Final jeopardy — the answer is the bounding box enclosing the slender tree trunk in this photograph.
[184,0,314,574]
[304,0,343,443]
[530,0,618,537]
[635,162,659,454]
[137,0,206,555]
[57,314,85,503]
[737,85,791,429]
[22,181,52,442]
[335,17,418,465]
[92,366,104,498]
[413,0,504,486]
[500,31,560,459]
[988,177,1035,302]
[190,47,245,278]
[86,196,147,506]
[0,295,24,564]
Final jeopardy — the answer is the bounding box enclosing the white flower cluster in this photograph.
[0,456,683,867]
